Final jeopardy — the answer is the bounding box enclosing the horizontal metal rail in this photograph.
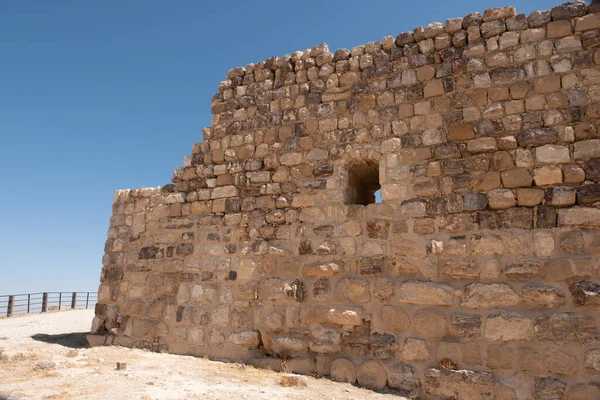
[0,292,97,317]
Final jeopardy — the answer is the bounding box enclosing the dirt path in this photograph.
[0,310,404,400]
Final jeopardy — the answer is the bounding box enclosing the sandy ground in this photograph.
[0,310,405,400]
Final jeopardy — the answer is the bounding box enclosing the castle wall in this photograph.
[92,3,600,398]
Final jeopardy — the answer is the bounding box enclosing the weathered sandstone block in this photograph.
[403,338,430,361]
[535,313,600,344]
[570,280,600,307]
[386,362,421,395]
[522,285,566,309]
[357,361,387,390]
[461,283,520,308]
[330,358,356,383]
[397,280,455,306]
[485,311,534,341]
[424,368,494,400]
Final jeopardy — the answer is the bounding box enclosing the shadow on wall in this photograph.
[30,332,89,349]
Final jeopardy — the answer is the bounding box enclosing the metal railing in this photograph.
[0,292,97,317]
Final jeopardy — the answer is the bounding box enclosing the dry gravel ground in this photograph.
[0,310,405,400]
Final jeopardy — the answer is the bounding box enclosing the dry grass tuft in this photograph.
[279,375,307,388]
[439,358,457,371]
[66,350,79,358]
[281,357,295,374]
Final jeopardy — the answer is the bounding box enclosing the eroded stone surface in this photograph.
[461,283,520,308]
[485,311,534,341]
[356,360,387,390]
[535,313,600,345]
[330,358,356,384]
[424,368,494,400]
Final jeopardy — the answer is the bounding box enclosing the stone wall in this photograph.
[92,2,600,398]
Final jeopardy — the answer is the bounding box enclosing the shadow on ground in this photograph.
[31,332,88,349]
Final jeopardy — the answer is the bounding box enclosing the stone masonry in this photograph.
[92,2,600,398]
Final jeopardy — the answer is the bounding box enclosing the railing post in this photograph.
[86,292,90,309]
[7,295,14,317]
[42,293,48,312]
[71,292,77,309]
[27,294,31,314]
[59,293,62,310]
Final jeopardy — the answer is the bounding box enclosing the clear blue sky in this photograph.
[0,0,564,295]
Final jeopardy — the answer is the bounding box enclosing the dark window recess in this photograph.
[346,161,381,205]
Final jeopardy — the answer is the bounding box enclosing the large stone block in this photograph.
[517,188,545,207]
[574,139,600,160]
[327,307,363,326]
[585,349,600,373]
[481,20,506,39]
[501,168,533,188]
[461,283,520,308]
[330,358,356,383]
[403,338,430,361]
[495,374,534,400]
[551,2,586,21]
[380,305,411,330]
[386,362,421,395]
[522,285,566,309]
[463,193,488,211]
[483,6,515,21]
[472,171,501,191]
[545,186,576,207]
[503,260,542,281]
[467,137,497,153]
[357,360,387,390]
[547,20,572,39]
[568,383,600,400]
[576,13,600,32]
[535,144,571,164]
[424,368,494,400]
[257,278,286,300]
[534,165,563,186]
[488,189,516,210]
[303,262,341,278]
[534,377,566,400]
[517,128,558,147]
[370,332,399,359]
[485,311,534,341]
[309,324,341,354]
[543,348,578,376]
[397,280,455,306]
[559,207,600,227]
[535,313,600,344]
[487,344,514,370]
[333,278,370,303]
[228,331,260,349]
[413,309,448,339]
[211,185,239,199]
[449,312,482,340]
[86,334,107,347]
[576,185,600,206]
[570,280,600,307]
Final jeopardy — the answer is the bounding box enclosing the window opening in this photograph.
[346,161,381,205]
